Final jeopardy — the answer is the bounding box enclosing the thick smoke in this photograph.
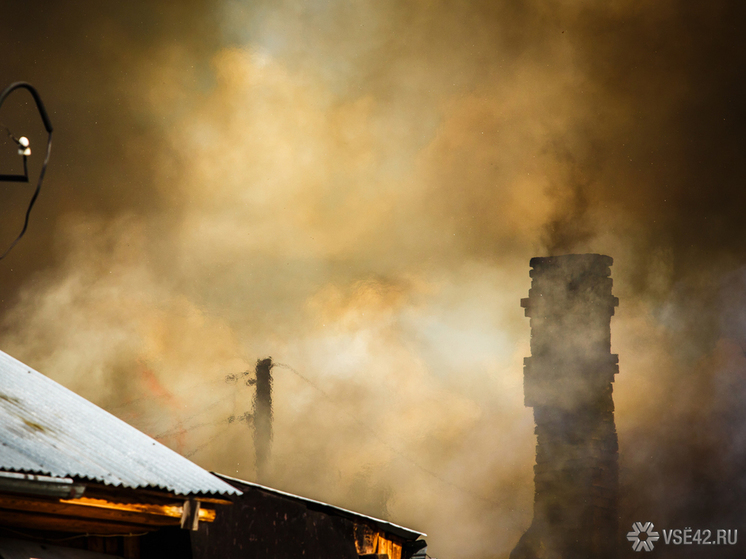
[1,1,746,557]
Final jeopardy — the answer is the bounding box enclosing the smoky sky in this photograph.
[2,2,746,558]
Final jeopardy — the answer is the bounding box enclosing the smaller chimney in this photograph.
[254,357,273,483]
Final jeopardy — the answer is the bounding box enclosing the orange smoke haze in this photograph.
[1,2,746,557]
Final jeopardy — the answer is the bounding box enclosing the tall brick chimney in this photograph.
[511,254,620,559]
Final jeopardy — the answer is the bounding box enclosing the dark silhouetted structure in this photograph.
[512,254,620,559]
[254,357,273,483]
[192,474,427,559]
[0,348,239,558]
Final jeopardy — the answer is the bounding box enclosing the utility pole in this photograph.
[253,357,273,483]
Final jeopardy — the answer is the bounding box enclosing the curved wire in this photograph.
[0,82,53,261]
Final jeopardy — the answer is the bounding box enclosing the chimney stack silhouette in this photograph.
[512,254,620,559]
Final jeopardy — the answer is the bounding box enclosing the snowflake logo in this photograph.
[627,521,660,552]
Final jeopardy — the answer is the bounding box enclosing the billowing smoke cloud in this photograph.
[1,1,745,557]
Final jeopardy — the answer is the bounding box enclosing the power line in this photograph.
[273,362,506,510]
[183,418,240,459]
[152,392,235,440]
[0,82,53,261]
[108,376,232,412]
[120,360,528,524]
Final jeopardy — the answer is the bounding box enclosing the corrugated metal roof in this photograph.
[0,349,238,496]
[214,473,426,541]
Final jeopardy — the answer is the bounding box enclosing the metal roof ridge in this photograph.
[212,472,426,540]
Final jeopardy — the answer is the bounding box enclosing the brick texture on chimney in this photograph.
[511,254,619,559]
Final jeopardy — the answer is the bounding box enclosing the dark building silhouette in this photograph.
[192,474,427,559]
[512,254,620,559]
